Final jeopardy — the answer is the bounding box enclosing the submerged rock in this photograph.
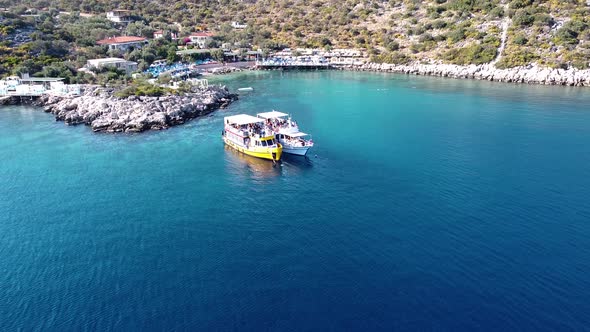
[35,85,238,133]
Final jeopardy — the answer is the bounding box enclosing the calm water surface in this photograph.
[2,71,590,331]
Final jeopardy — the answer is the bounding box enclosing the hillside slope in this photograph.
[1,0,589,73]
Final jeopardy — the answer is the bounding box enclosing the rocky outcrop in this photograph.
[34,85,238,133]
[207,66,243,75]
[336,62,590,87]
[0,96,22,105]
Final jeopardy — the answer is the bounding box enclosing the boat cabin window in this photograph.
[262,140,268,147]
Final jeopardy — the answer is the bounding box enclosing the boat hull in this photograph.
[282,145,310,156]
[223,136,282,161]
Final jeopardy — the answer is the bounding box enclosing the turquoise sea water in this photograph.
[2,71,590,331]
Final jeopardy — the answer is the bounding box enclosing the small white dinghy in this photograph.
[237,87,254,91]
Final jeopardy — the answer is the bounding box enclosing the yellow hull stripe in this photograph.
[223,137,282,161]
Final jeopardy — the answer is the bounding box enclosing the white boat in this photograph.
[256,110,314,156]
[276,131,313,156]
[237,87,253,91]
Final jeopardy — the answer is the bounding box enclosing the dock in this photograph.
[0,90,46,97]
[1,76,80,99]
[255,56,332,70]
[256,63,332,70]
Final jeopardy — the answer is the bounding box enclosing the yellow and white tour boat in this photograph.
[222,114,282,161]
[257,111,314,156]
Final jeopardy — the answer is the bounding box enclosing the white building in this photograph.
[96,36,148,52]
[188,32,214,49]
[153,30,165,39]
[153,30,178,40]
[106,10,134,24]
[86,58,138,74]
[231,21,247,29]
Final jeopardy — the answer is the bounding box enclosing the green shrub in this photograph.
[427,5,447,16]
[564,51,590,69]
[115,79,168,98]
[443,43,497,65]
[386,41,400,51]
[432,19,448,29]
[371,51,411,64]
[483,35,501,48]
[533,13,554,27]
[495,47,539,68]
[553,20,588,47]
[513,33,528,45]
[489,6,505,19]
[509,0,532,10]
[447,27,466,43]
[419,33,435,43]
[513,9,534,27]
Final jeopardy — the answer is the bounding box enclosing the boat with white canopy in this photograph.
[222,114,282,161]
[256,110,314,156]
[275,131,313,156]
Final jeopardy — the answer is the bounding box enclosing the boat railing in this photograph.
[282,137,313,147]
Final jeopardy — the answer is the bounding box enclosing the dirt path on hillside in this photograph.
[491,2,510,66]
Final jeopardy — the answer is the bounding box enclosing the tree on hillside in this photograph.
[211,48,225,62]
[126,21,155,38]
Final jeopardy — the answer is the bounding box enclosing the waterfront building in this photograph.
[245,50,263,61]
[86,58,138,74]
[96,36,148,52]
[320,48,367,66]
[0,75,79,97]
[256,55,330,70]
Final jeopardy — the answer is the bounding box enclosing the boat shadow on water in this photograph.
[224,145,282,179]
[281,153,314,169]
[224,145,313,179]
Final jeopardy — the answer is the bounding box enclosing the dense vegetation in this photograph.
[1,0,589,81]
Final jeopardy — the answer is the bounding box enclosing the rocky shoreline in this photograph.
[2,85,238,133]
[336,62,590,87]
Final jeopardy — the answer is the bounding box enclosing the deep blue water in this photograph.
[2,71,590,331]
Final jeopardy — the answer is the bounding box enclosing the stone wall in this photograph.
[336,63,590,87]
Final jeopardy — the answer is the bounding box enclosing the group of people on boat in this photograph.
[256,111,314,156]
[246,122,273,138]
[279,134,309,147]
[222,111,314,161]
[223,114,283,161]
[264,117,298,134]
[226,122,265,138]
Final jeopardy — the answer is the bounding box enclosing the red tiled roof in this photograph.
[190,32,214,37]
[96,36,147,45]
